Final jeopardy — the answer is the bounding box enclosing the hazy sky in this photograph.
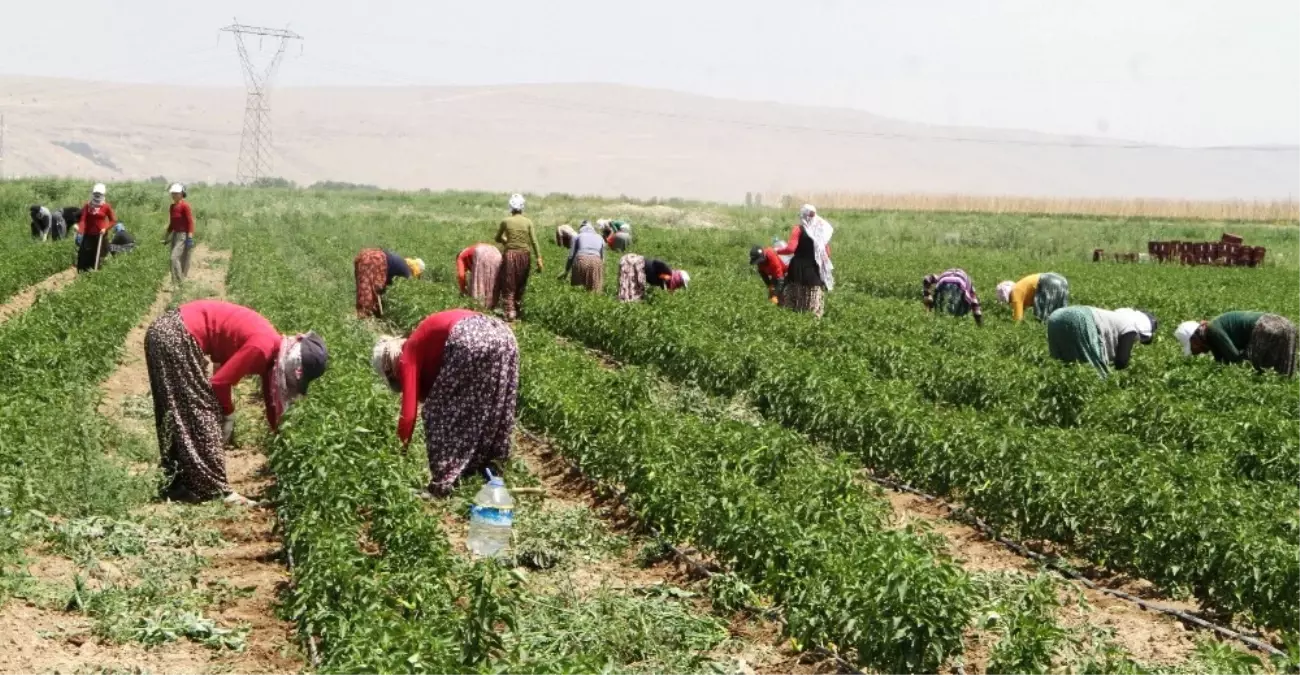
[4,0,1297,147]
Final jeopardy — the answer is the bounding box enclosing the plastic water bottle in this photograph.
[467,471,514,558]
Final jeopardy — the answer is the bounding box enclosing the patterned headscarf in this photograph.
[799,204,835,291]
[996,281,1015,304]
[270,336,303,423]
[371,335,406,390]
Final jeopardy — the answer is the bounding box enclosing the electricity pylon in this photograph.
[221,22,302,184]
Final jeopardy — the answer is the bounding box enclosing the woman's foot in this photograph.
[223,492,261,507]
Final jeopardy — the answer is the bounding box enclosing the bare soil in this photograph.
[510,432,824,675]
[0,267,76,325]
[882,489,1200,672]
[0,245,303,675]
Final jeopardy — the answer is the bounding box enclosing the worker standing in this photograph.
[164,183,195,284]
[76,183,116,272]
[493,194,543,321]
[775,204,834,317]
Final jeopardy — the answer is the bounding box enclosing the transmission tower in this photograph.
[221,22,302,184]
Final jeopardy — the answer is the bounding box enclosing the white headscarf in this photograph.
[1113,308,1155,341]
[1174,321,1200,356]
[91,183,106,206]
[799,204,835,292]
[508,194,526,212]
[371,335,407,389]
[996,281,1015,304]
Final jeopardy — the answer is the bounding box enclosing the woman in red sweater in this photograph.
[749,245,787,305]
[76,183,116,272]
[165,183,195,284]
[456,242,502,309]
[371,310,519,497]
[144,300,329,504]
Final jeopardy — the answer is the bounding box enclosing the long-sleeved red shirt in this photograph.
[78,201,117,236]
[179,300,283,430]
[775,225,832,258]
[456,246,476,294]
[398,309,478,444]
[756,247,786,280]
[168,200,195,234]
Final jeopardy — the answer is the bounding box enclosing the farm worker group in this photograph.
[353,247,425,318]
[145,300,329,505]
[29,205,68,241]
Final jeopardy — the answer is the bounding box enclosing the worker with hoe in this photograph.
[75,183,116,272]
[749,243,787,305]
[164,183,196,285]
[562,221,606,292]
[145,300,329,505]
[354,248,425,318]
[493,193,543,321]
[776,204,834,318]
[1175,311,1297,377]
[29,204,68,241]
[923,268,984,326]
[1046,306,1157,379]
[995,273,1070,322]
[371,309,520,498]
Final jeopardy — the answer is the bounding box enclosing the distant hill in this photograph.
[1,77,1295,202]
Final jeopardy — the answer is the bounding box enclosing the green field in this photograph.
[0,179,1296,674]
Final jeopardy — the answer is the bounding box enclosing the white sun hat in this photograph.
[168,182,184,194]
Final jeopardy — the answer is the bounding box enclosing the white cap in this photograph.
[508,193,526,211]
[168,182,184,194]
[92,183,106,195]
[1174,321,1200,356]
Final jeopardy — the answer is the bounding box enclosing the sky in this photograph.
[3,0,1297,148]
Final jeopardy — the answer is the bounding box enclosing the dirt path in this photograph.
[509,433,820,675]
[0,267,76,325]
[881,489,1199,672]
[1,245,303,675]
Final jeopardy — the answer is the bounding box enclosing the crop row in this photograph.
[383,278,977,673]
[517,278,1299,631]
[0,230,73,309]
[0,240,163,518]
[222,221,529,673]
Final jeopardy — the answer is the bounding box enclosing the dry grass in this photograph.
[750,192,1299,222]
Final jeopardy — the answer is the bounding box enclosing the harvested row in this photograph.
[385,280,977,674]
[519,280,1298,632]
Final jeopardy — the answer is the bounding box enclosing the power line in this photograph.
[221,21,303,184]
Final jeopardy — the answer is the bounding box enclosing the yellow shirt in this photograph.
[1009,274,1040,322]
[496,215,541,258]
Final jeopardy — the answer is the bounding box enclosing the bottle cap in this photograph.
[486,468,505,487]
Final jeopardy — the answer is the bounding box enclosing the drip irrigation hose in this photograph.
[863,472,1286,659]
[518,426,865,674]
